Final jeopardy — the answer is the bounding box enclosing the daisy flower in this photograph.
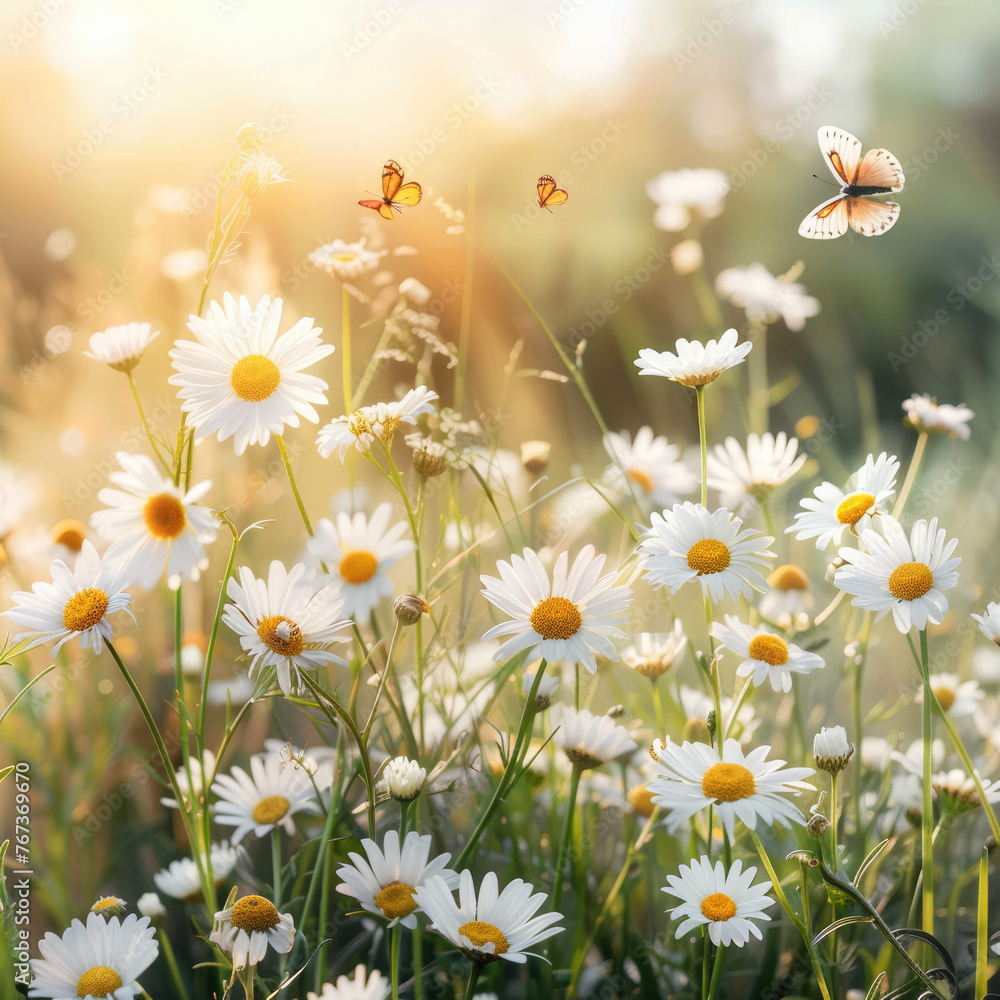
[634,329,751,387]
[711,615,825,693]
[646,168,729,231]
[317,388,439,462]
[649,738,814,836]
[307,966,389,1000]
[222,561,352,696]
[2,540,131,655]
[480,546,632,673]
[90,452,218,590]
[83,322,159,372]
[917,672,983,718]
[787,452,899,550]
[706,433,806,515]
[379,756,426,802]
[160,749,216,810]
[902,393,974,440]
[603,427,697,507]
[169,292,334,455]
[307,503,414,622]
[136,893,166,921]
[932,769,1000,812]
[834,516,960,633]
[211,752,320,844]
[309,238,382,281]
[662,855,774,947]
[640,503,775,602]
[973,602,1000,644]
[29,912,158,1000]
[210,894,296,969]
[336,830,459,929]
[758,564,813,629]
[715,262,820,331]
[620,621,687,679]
[812,726,854,774]
[153,842,238,901]
[414,870,564,965]
[550,705,639,770]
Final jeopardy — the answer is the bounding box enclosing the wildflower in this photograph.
[380,756,426,802]
[932,769,1000,812]
[646,168,729,231]
[813,727,854,774]
[136,893,166,920]
[153,842,238,901]
[91,896,127,917]
[210,894,296,969]
[603,427,697,507]
[715,262,819,331]
[711,615,825,693]
[706,432,806,515]
[620,622,687,679]
[407,434,448,477]
[551,705,639,770]
[83,322,159,373]
[972,602,1000,644]
[318,388,439,462]
[902,393,974,440]
[759,564,813,628]
[393,594,431,625]
[160,749,216,810]
[917,672,983,717]
[634,329,751,387]
[368,386,439,443]
[310,238,382,281]
[307,966,390,1000]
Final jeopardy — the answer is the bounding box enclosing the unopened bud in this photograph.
[806,813,830,839]
[380,755,426,802]
[411,439,448,478]
[520,440,551,475]
[394,594,430,625]
[706,709,717,743]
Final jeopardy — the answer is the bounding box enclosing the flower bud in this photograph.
[381,755,426,802]
[409,437,448,478]
[806,813,830,839]
[137,892,166,921]
[520,440,551,475]
[813,726,855,775]
[394,594,430,625]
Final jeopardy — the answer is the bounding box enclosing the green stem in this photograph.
[0,663,57,726]
[696,385,708,507]
[706,942,726,1000]
[277,434,313,536]
[390,924,401,1000]
[362,620,403,740]
[891,431,928,518]
[829,772,839,871]
[128,370,171,473]
[917,629,934,934]
[271,828,282,912]
[552,766,582,916]
[157,926,191,1000]
[174,587,190,792]
[462,963,482,1000]
[704,593,722,752]
[976,847,989,1000]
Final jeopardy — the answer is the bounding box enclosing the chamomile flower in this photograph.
[715,262,819,331]
[480,546,632,673]
[368,386,439,443]
[603,427,697,507]
[932,769,1000,811]
[2,540,131,655]
[29,912,158,1000]
[550,705,639,770]
[972,602,1000,644]
[640,503,775,602]
[83,322,159,373]
[136,893,166,921]
[634,329,751,387]
[414,870,564,965]
[90,452,218,590]
[759,564,813,629]
[834,516,960,633]
[309,238,382,281]
[646,168,729,231]
[707,433,806,515]
[813,727,854,774]
[222,561,352,696]
[620,621,688,679]
[307,503,414,622]
[169,293,334,455]
[649,738,814,836]
[153,842,238,901]
[317,388,438,462]
[662,856,774,947]
[903,393,974,440]
[336,830,459,929]
[711,615,825,693]
[379,756,426,802]
[307,966,390,1000]
[787,452,899,550]
[917,672,983,718]
[210,894,295,969]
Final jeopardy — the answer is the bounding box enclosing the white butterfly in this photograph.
[799,126,905,239]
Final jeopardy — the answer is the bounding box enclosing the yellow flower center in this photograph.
[76,966,123,998]
[767,564,808,591]
[339,549,378,584]
[143,493,187,540]
[686,538,731,575]
[529,596,583,640]
[888,561,933,602]
[230,353,281,402]
[628,467,654,494]
[348,411,372,437]
[627,783,656,818]
[701,762,756,802]
[334,252,358,261]
[458,920,509,956]
[256,614,304,657]
[835,492,875,526]
[931,684,956,712]
[748,634,789,666]
[62,588,109,632]
[91,896,123,914]
[51,518,87,552]
[374,881,418,920]
[230,894,281,932]
[700,892,738,922]
[252,795,290,825]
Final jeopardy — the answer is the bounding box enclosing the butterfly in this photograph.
[537,175,569,213]
[798,126,905,239]
[359,159,422,219]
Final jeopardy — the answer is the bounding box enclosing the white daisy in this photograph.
[812,726,854,774]
[413,870,564,965]
[634,329,751,387]
[2,540,131,655]
[90,452,218,590]
[480,546,632,673]
[210,894,296,969]
[222,561,352,696]
[307,966,389,1000]
[379,756,426,802]
[136,893,166,921]
[640,503,774,602]
[317,388,439,463]
[307,503,414,622]
[758,564,813,629]
[715,262,820,331]
[932,768,1000,811]
[834,516,960,633]
[29,912,158,1000]
[152,842,238,901]
[83,322,159,372]
[603,427,697,507]
[646,168,729,231]
[620,621,688,679]
[368,386,439,443]
[169,292,334,455]
[973,602,1000,644]
[649,738,814,836]
[336,830,459,929]
[551,705,639,770]
[309,238,382,281]
[917,672,983,718]
[787,452,899,550]
[662,855,774,947]
[706,433,806,515]
[211,752,320,844]
[711,615,825,693]
[160,749,216,809]
[902,393,974,440]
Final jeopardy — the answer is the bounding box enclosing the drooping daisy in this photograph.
[211,752,320,844]
[787,452,899,550]
[758,564,813,629]
[90,452,218,590]
[153,842,239,901]
[973,602,1000,644]
[646,168,729,231]
[480,546,632,673]
[550,705,639,770]
[309,238,382,281]
[29,912,158,1000]
[210,894,296,969]
[902,393,974,440]
[222,561,352,695]
[414,870,564,965]
[307,966,390,1000]
[169,292,334,455]
[634,329,751,387]
[662,855,774,947]
[603,427,697,507]
[307,503,414,622]
[715,262,820,331]
[711,615,825,693]
[620,621,688,679]
[649,738,814,836]
[640,503,774,602]
[916,672,983,718]
[336,830,459,929]
[706,433,806,515]
[2,540,132,655]
[83,322,159,372]
[834,516,960,633]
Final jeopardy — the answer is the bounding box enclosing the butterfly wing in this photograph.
[382,160,405,201]
[544,188,569,207]
[537,175,557,204]
[360,198,396,220]
[798,194,850,239]
[391,181,422,207]
[817,126,863,185]
[855,148,905,192]
[847,198,900,237]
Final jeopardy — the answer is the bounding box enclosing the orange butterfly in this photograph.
[799,126,904,239]
[537,175,568,213]
[359,159,422,219]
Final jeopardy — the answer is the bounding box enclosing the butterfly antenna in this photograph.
[812,174,840,188]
